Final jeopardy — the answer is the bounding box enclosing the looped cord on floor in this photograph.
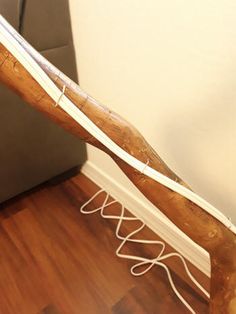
[80,189,209,314]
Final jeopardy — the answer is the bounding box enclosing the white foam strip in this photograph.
[0,15,235,235]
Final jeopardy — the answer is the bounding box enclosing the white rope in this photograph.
[141,159,150,174]
[80,189,210,314]
[0,15,235,234]
[55,85,66,107]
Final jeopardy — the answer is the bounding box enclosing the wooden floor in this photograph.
[0,172,209,314]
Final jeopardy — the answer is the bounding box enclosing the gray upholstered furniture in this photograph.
[0,0,87,203]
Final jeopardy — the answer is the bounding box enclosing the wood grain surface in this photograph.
[0,172,208,314]
[0,21,235,312]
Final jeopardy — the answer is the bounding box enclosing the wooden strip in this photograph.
[0,22,235,312]
[39,305,62,314]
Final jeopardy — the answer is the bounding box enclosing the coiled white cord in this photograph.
[81,189,209,314]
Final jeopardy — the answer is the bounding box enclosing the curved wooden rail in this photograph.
[0,19,235,313]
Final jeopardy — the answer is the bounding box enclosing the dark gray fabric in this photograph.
[0,0,87,203]
[0,0,20,30]
[21,0,72,51]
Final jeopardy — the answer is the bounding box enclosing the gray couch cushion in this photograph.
[21,0,72,51]
[0,0,87,203]
[0,0,20,30]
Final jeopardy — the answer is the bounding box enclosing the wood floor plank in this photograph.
[0,172,209,313]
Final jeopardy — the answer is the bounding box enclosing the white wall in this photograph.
[69,0,236,223]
